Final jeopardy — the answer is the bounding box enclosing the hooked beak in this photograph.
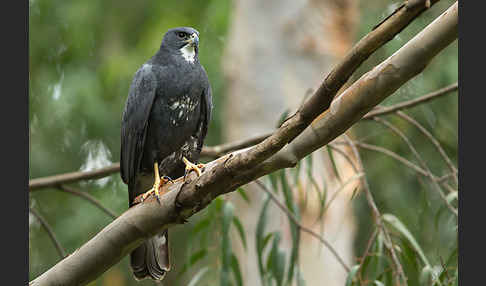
[185,33,199,47]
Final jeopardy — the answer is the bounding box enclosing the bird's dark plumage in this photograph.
[120,27,212,281]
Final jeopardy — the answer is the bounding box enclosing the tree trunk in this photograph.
[222,0,359,285]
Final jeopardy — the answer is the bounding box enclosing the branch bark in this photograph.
[30,2,457,285]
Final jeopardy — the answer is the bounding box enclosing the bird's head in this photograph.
[160,27,200,63]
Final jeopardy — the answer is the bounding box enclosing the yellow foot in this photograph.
[141,176,173,203]
[141,162,173,203]
[183,157,205,179]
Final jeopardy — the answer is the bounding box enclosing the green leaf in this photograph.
[292,159,302,187]
[276,109,290,128]
[305,153,313,179]
[275,250,286,286]
[262,232,275,253]
[383,213,430,267]
[190,249,207,266]
[237,187,251,204]
[221,202,235,286]
[193,217,211,236]
[256,196,272,284]
[327,146,342,183]
[446,191,458,204]
[438,247,457,282]
[212,196,224,213]
[233,216,247,251]
[419,265,434,285]
[231,254,243,286]
[362,230,385,280]
[266,232,285,286]
[268,172,279,193]
[296,267,307,286]
[279,170,300,283]
[350,186,359,201]
[188,266,210,286]
[345,265,361,286]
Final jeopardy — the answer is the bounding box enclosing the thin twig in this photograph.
[372,117,457,216]
[395,111,458,185]
[363,82,458,119]
[201,132,271,158]
[343,134,407,286]
[358,228,379,284]
[320,173,364,217]
[30,208,67,259]
[58,185,118,219]
[29,163,120,191]
[254,179,351,273]
[332,141,453,185]
[327,143,359,173]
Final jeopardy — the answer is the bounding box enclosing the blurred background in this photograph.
[29,0,457,285]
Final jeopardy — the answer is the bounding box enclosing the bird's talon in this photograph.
[162,175,174,184]
[182,157,204,179]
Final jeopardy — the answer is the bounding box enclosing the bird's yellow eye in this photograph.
[178,32,186,38]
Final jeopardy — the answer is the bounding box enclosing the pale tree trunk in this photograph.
[222,0,359,285]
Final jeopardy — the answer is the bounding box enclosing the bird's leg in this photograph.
[141,162,172,203]
[183,157,205,180]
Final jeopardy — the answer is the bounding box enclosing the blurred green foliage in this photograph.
[29,0,457,285]
[350,0,458,284]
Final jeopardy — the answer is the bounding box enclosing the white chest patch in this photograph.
[180,45,196,64]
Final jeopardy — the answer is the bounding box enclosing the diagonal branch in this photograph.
[57,186,118,219]
[30,208,67,259]
[362,82,458,119]
[30,3,457,285]
[28,82,456,191]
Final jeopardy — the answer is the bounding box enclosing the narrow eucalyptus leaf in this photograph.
[383,213,430,267]
[345,265,361,286]
[188,266,210,286]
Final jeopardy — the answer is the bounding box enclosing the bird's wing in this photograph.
[120,64,158,191]
[203,83,213,135]
[197,80,213,151]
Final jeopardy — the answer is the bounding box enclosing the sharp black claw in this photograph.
[162,175,174,183]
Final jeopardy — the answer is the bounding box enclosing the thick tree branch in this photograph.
[30,3,457,285]
[28,83,456,191]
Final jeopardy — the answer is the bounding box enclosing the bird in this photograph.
[120,26,212,281]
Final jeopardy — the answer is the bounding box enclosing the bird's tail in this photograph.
[130,230,170,281]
